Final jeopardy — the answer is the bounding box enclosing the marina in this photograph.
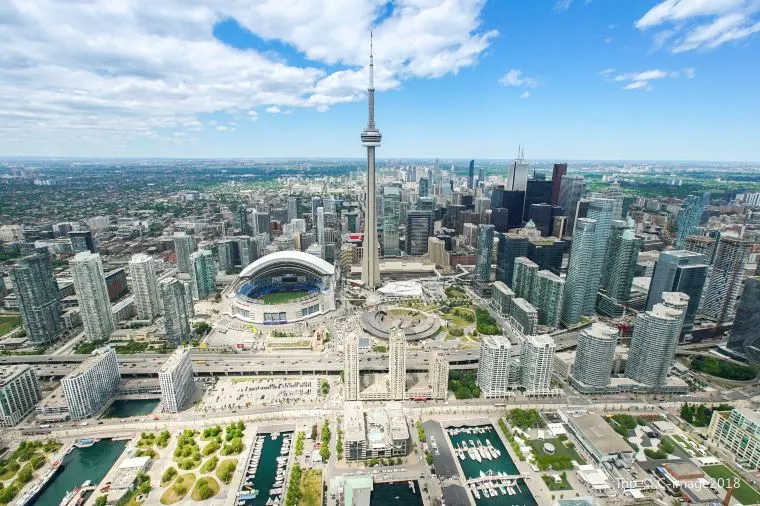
[370,481,423,506]
[236,431,293,506]
[28,439,127,506]
[445,425,537,506]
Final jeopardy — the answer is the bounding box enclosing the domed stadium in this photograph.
[230,251,336,324]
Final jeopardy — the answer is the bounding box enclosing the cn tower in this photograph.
[361,34,381,288]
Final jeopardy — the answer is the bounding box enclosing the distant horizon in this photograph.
[1,155,760,165]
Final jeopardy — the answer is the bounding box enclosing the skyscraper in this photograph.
[344,333,360,401]
[128,253,160,321]
[597,220,642,317]
[550,163,567,206]
[429,352,449,400]
[61,346,119,420]
[558,175,585,233]
[584,198,614,315]
[405,211,433,256]
[69,230,96,254]
[645,250,708,332]
[70,252,114,341]
[0,365,41,427]
[626,304,683,387]
[520,334,555,393]
[507,157,528,192]
[527,203,553,236]
[661,292,689,337]
[726,277,760,364]
[388,327,406,401]
[236,207,251,235]
[475,224,495,283]
[701,236,751,324]
[684,235,716,263]
[189,250,216,299]
[237,236,256,266]
[533,270,565,328]
[571,323,618,389]
[287,197,299,222]
[382,186,401,256]
[158,348,195,413]
[468,160,475,189]
[511,298,538,336]
[173,232,194,274]
[476,335,513,398]
[513,257,538,300]
[503,191,526,229]
[361,38,382,289]
[561,218,597,326]
[9,253,63,345]
[674,193,709,249]
[604,181,625,220]
[159,278,191,347]
[495,233,528,285]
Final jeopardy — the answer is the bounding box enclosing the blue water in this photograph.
[371,481,423,505]
[239,432,292,506]
[446,425,537,506]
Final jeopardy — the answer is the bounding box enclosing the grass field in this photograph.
[702,464,760,505]
[191,476,220,501]
[159,473,195,505]
[259,290,309,304]
[0,315,21,336]
[528,438,586,465]
[299,469,323,506]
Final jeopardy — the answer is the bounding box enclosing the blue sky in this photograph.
[1,0,759,161]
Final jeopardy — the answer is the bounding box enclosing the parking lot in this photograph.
[196,376,338,412]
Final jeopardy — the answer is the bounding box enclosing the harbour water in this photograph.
[446,425,537,506]
[370,481,423,506]
[32,439,127,506]
[101,399,159,418]
[238,432,293,506]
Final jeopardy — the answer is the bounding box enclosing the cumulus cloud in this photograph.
[636,0,760,52]
[607,68,695,91]
[499,69,539,88]
[520,91,530,99]
[266,106,282,114]
[0,0,498,152]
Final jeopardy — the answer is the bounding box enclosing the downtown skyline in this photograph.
[1,0,759,161]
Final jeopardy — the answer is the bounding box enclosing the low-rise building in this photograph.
[562,412,635,464]
[344,403,410,461]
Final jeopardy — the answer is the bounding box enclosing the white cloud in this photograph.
[266,106,282,114]
[499,69,539,88]
[599,68,616,76]
[0,0,498,152]
[520,91,530,99]
[610,68,692,90]
[554,0,573,12]
[636,0,760,52]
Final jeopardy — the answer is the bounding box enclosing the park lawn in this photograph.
[0,315,21,336]
[260,290,309,304]
[542,474,573,491]
[191,476,220,501]
[216,459,237,484]
[528,438,586,465]
[702,465,760,505]
[299,469,323,506]
[159,473,195,505]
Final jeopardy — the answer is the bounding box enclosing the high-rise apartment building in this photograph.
[405,211,433,256]
[645,250,708,333]
[625,304,683,387]
[558,175,585,233]
[189,250,216,299]
[158,348,195,413]
[533,270,565,328]
[61,346,120,420]
[70,252,114,341]
[520,334,555,393]
[490,281,515,316]
[0,365,41,427]
[159,278,192,347]
[571,323,618,389]
[584,198,614,315]
[674,193,709,249]
[287,197,299,222]
[475,224,495,283]
[660,292,689,338]
[513,257,538,301]
[345,333,360,401]
[69,230,97,254]
[388,328,406,401]
[428,237,449,269]
[128,253,160,320]
[597,220,642,316]
[511,298,538,336]
[217,240,235,273]
[550,163,567,206]
[561,218,597,326]
[684,235,716,263]
[9,253,63,345]
[726,277,760,364]
[701,236,751,323]
[476,335,513,398]
[429,352,449,401]
[173,232,195,273]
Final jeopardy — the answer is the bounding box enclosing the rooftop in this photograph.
[568,413,634,456]
[158,347,191,374]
